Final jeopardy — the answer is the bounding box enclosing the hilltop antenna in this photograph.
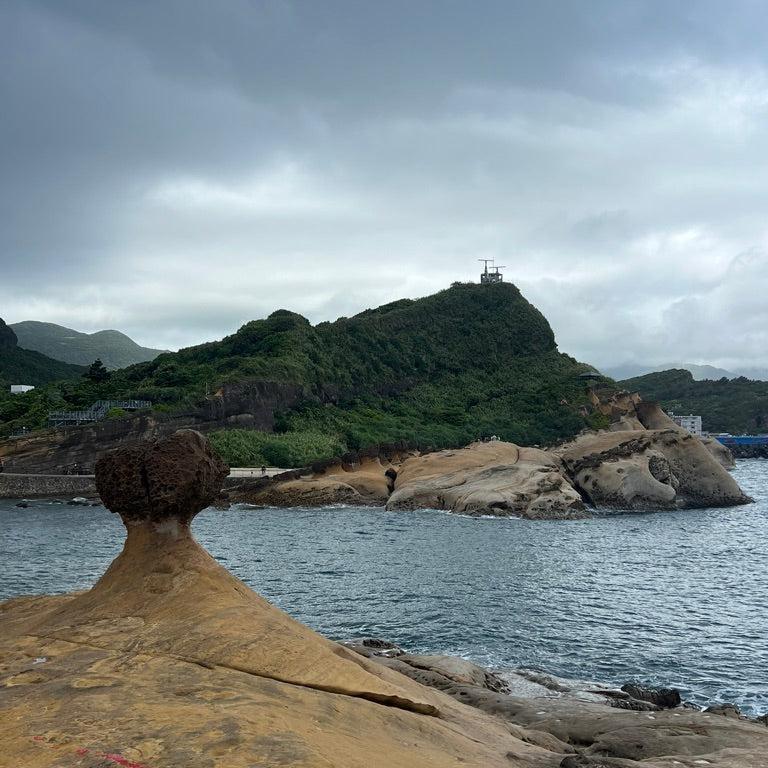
[478,258,505,284]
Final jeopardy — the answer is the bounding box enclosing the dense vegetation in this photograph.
[208,429,345,468]
[10,321,167,370]
[620,369,768,434]
[1,284,604,457]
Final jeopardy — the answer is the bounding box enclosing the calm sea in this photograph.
[2,460,766,715]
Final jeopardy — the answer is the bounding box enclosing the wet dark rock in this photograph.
[620,683,681,709]
[705,702,743,719]
[560,756,634,767]
[342,637,405,657]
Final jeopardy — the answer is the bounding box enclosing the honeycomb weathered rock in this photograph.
[94,429,228,524]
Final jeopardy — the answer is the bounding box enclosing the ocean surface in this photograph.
[2,460,767,715]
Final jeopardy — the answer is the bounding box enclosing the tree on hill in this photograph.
[85,358,110,384]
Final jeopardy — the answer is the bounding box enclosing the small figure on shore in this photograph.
[261,465,267,476]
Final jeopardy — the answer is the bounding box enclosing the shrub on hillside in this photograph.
[208,429,346,468]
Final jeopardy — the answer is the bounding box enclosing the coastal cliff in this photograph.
[1,430,765,768]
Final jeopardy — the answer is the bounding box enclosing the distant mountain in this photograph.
[0,318,84,386]
[604,362,737,381]
[10,321,168,370]
[619,368,768,434]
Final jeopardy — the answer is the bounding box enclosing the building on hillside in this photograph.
[668,411,702,436]
[10,384,35,394]
[479,259,505,284]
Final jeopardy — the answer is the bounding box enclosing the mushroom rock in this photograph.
[0,430,532,767]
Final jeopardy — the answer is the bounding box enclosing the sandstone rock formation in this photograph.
[554,399,749,510]
[0,430,542,767]
[1,430,765,767]
[238,455,397,507]
[386,441,586,518]
[355,649,768,768]
[231,400,749,517]
[95,429,229,523]
[556,429,749,510]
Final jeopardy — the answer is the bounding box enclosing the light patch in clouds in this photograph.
[147,162,359,218]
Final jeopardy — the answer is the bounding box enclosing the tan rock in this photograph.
[232,456,394,506]
[558,429,749,509]
[367,651,768,768]
[631,401,735,468]
[701,436,737,469]
[1,429,764,768]
[0,431,543,768]
[387,441,586,519]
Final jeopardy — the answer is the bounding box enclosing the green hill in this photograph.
[0,318,84,389]
[10,321,167,370]
[1,284,607,455]
[620,369,768,434]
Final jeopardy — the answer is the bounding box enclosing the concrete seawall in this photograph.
[0,473,98,499]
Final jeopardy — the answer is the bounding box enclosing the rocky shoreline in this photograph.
[229,399,751,519]
[1,430,766,767]
[344,638,765,722]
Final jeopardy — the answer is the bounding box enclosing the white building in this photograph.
[668,411,702,436]
[10,384,35,394]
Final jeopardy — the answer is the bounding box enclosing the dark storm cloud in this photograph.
[1,0,767,368]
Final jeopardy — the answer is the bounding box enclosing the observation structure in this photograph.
[479,259,505,284]
[48,399,151,428]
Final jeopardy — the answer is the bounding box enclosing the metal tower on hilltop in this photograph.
[479,259,505,284]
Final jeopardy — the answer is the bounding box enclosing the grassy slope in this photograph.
[620,368,768,434]
[1,284,604,455]
[11,321,167,370]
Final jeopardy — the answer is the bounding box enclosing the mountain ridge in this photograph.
[605,362,768,382]
[619,368,768,434]
[10,320,168,370]
[0,318,85,388]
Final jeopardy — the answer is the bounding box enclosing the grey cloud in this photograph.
[1,0,768,369]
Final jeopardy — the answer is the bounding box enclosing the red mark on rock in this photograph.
[31,737,150,768]
[101,753,150,768]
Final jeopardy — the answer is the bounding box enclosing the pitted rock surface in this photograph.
[94,429,228,523]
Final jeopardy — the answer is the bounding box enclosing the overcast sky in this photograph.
[1,1,767,371]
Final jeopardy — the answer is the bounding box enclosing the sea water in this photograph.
[1,459,766,715]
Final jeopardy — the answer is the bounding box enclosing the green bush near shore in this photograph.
[208,429,346,468]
